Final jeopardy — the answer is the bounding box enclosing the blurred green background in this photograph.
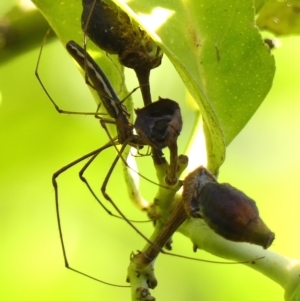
[1,2,300,301]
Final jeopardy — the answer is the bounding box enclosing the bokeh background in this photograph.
[1,2,300,301]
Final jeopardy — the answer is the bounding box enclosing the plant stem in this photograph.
[179,217,300,301]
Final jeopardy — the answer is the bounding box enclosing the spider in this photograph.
[35,35,183,286]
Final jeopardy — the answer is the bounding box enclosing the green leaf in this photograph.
[113,0,275,173]
[256,0,270,12]
[32,0,275,173]
[257,0,300,35]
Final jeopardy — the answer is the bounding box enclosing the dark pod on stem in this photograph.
[183,166,275,249]
[135,97,183,185]
[82,1,162,70]
[134,97,182,150]
[82,0,130,55]
[81,0,163,106]
[82,0,162,69]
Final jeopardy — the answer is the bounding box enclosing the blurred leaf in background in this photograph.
[257,0,300,35]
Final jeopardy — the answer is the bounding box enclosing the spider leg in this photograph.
[78,138,151,223]
[35,29,98,116]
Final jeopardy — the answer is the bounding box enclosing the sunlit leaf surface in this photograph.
[115,0,275,172]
